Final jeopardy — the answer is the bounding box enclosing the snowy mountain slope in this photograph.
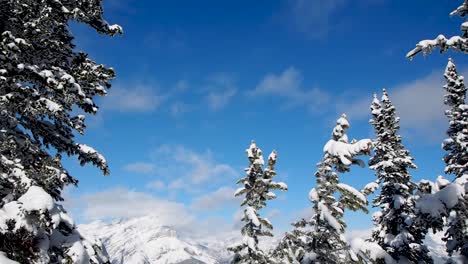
[78,215,236,264]
[79,214,450,264]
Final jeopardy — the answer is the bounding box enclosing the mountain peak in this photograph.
[79,215,233,264]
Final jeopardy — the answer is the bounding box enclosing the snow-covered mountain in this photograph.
[78,215,238,264]
[79,214,449,264]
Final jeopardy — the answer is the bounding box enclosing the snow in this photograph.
[436,183,464,209]
[350,238,396,264]
[436,175,450,189]
[266,192,276,199]
[416,183,464,217]
[234,187,246,197]
[324,138,372,165]
[78,215,222,264]
[318,202,341,232]
[268,151,277,162]
[337,183,366,203]
[108,24,123,34]
[362,182,379,194]
[18,186,54,212]
[309,188,318,202]
[245,207,260,227]
[0,252,19,264]
[39,70,53,78]
[273,182,288,190]
[38,98,62,112]
[336,114,350,128]
[65,238,90,264]
[246,141,257,159]
[393,195,405,209]
[244,236,257,251]
[0,202,25,231]
[78,144,107,164]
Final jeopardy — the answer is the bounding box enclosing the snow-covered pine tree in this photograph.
[229,141,288,264]
[270,222,306,264]
[407,1,468,59]
[441,59,468,260]
[0,0,121,263]
[369,90,432,263]
[276,114,372,264]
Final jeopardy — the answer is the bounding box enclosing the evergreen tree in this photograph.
[228,141,288,264]
[369,90,432,263]
[441,59,468,260]
[276,114,372,264]
[0,0,121,263]
[270,221,307,264]
[407,1,468,59]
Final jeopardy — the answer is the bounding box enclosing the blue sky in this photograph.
[65,0,467,236]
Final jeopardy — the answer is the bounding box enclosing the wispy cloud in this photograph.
[152,145,239,185]
[286,0,347,38]
[124,145,239,195]
[342,69,465,141]
[79,187,195,228]
[249,67,330,112]
[191,186,239,211]
[206,89,237,111]
[145,180,166,191]
[102,84,166,112]
[204,74,238,111]
[123,162,156,174]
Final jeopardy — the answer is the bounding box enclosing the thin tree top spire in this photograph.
[372,93,379,104]
[381,88,390,101]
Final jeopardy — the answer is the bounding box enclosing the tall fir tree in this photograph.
[369,90,432,263]
[228,141,288,264]
[407,0,468,59]
[441,59,468,260]
[0,0,121,263]
[275,114,372,264]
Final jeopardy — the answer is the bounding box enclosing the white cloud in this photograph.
[206,89,237,110]
[123,162,156,174]
[294,206,315,221]
[79,187,195,228]
[191,186,239,211]
[167,178,185,190]
[102,84,166,112]
[145,180,166,191]
[266,209,281,220]
[250,67,330,112]
[343,69,468,140]
[232,209,244,229]
[204,74,238,110]
[287,0,347,38]
[152,145,239,185]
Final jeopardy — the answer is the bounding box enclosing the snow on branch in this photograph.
[324,138,373,166]
[407,1,468,59]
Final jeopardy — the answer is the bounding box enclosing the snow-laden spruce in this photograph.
[412,60,468,263]
[228,141,287,264]
[0,0,121,263]
[407,1,468,58]
[368,90,432,263]
[441,59,467,261]
[274,114,373,264]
